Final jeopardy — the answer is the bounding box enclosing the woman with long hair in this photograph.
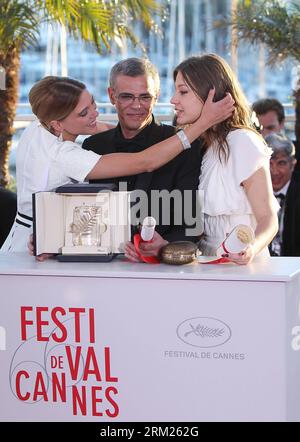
[125,54,278,264]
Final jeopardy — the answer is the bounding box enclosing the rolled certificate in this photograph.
[216,224,255,257]
[140,216,156,242]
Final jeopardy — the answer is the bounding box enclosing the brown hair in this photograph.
[29,76,86,132]
[174,54,258,161]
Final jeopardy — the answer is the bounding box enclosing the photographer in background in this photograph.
[265,133,300,256]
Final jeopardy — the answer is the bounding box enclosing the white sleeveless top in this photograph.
[198,128,277,256]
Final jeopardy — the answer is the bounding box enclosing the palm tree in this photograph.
[217,0,300,142]
[227,0,300,65]
[0,0,162,188]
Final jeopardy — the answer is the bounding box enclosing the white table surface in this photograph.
[0,252,300,282]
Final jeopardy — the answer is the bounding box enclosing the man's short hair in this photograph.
[252,98,285,123]
[265,133,295,158]
[109,57,160,94]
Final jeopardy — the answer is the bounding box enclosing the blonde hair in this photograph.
[29,76,86,132]
[174,54,259,161]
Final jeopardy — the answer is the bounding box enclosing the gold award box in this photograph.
[32,183,131,262]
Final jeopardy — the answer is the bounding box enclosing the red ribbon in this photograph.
[133,233,160,264]
[200,257,230,264]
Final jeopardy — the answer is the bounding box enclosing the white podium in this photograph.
[0,253,300,422]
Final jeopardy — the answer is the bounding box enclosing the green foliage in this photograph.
[0,1,39,52]
[217,0,300,65]
[0,0,164,56]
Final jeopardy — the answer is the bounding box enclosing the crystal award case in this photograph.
[32,184,131,262]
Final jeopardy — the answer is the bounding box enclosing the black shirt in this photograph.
[82,117,203,242]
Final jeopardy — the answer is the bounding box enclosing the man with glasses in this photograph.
[82,57,203,259]
[265,133,300,256]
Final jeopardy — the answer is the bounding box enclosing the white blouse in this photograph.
[198,128,276,256]
[1,119,100,252]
